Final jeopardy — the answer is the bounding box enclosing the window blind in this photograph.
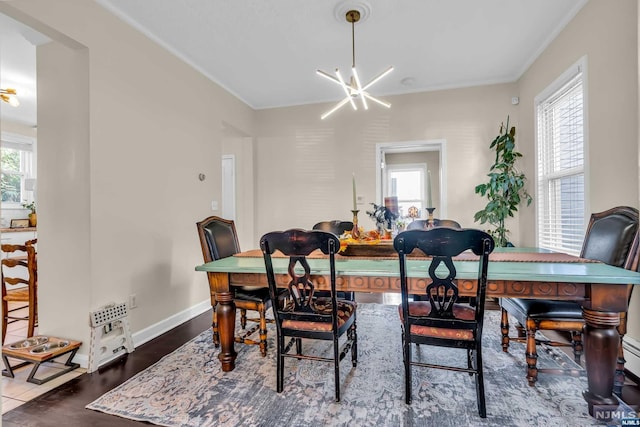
[536,70,585,255]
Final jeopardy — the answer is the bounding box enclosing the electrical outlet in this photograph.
[129,294,137,309]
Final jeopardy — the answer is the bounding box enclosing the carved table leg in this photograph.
[208,272,237,372]
[613,312,627,397]
[582,307,620,416]
[216,291,237,371]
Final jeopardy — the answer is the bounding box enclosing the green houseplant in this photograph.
[22,200,37,227]
[474,117,532,247]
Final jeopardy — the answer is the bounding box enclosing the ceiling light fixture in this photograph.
[317,9,393,120]
[0,88,20,107]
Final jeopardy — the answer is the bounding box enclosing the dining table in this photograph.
[196,245,640,417]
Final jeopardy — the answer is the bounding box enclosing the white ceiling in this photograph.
[1,0,587,126]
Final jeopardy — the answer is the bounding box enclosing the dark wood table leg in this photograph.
[208,271,236,371]
[215,291,237,371]
[582,307,620,416]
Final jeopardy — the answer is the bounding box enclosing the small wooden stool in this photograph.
[2,336,81,384]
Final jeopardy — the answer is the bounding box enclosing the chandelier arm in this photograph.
[336,70,358,111]
[362,92,391,109]
[351,67,368,110]
[316,69,344,86]
[321,97,351,120]
[362,66,394,91]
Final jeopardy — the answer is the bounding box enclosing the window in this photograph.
[387,164,425,218]
[535,59,586,255]
[1,133,35,207]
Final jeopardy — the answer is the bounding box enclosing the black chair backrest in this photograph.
[581,206,638,267]
[406,219,461,230]
[394,228,494,333]
[196,216,240,263]
[312,220,354,236]
[260,229,340,318]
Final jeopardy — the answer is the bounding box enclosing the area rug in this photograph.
[87,304,615,426]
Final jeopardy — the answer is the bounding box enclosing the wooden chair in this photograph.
[500,206,639,386]
[196,216,272,357]
[312,220,354,236]
[394,228,495,418]
[312,220,355,301]
[406,218,461,230]
[2,238,38,343]
[260,229,358,402]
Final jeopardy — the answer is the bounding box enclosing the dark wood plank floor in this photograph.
[3,309,212,427]
[4,297,640,426]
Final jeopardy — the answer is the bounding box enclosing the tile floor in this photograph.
[1,303,85,414]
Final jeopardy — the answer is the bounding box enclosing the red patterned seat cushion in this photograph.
[398,301,476,341]
[282,299,356,332]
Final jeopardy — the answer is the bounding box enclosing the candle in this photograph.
[352,173,357,211]
[427,170,433,208]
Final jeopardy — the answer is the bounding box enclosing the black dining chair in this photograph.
[312,220,355,301]
[500,206,639,386]
[260,229,358,402]
[406,218,461,230]
[312,220,354,236]
[197,216,273,357]
[394,228,495,418]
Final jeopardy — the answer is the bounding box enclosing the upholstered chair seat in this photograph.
[394,227,495,418]
[261,229,358,402]
[500,206,639,387]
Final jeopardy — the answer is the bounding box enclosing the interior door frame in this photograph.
[375,139,447,217]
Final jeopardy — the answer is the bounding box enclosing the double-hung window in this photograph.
[1,132,35,206]
[386,164,426,218]
[535,58,586,255]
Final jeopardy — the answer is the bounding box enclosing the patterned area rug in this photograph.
[87,304,612,426]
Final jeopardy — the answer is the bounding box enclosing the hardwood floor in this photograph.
[3,295,640,426]
[2,309,211,427]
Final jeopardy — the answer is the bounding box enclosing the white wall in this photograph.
[0,0,255,360]
[254,83,520,240]
[516,0,640,375]
[3,0,640,372]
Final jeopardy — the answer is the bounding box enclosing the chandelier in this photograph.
[317,9,393,120]
[0,88,19,107]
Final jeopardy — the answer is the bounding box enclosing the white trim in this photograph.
[72,299,211,369]
[1,131,35,147]
[533,56,588,252]
[623,335,640,378]
[375,140,447,217]
[131,299,211,347]
[514,0,588,81]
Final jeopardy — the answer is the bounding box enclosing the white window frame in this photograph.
[386,163,426,218]
[1,132,36,208]
[534,56,588,255]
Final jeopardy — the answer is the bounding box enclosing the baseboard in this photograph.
[132,299,211,347]
[623,335,640,378]
[76,299,211,370]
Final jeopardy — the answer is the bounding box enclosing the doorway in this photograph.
[375,140,447,221]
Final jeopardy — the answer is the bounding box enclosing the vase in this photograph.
[28,213,37,227]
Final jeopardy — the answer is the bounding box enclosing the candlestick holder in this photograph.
[426,207,436,228]
[351,210,361,239]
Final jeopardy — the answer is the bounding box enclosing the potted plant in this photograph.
[474,117,532,247]
[22,201,36,227]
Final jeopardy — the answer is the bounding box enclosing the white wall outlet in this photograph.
[129,294,137,309]
[211,200,219,211]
